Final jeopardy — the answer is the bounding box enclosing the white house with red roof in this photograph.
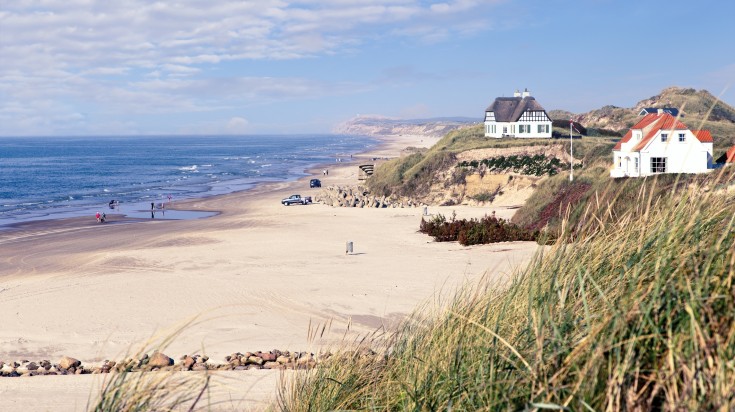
[610,110,713,177]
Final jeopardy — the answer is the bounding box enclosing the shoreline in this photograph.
[0,134,382,233]
[0,133,539,410]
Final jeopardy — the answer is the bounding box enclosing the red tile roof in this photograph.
[613,130,631,150]
[727,145,735,163]
[693,130,713,143]
[614,112,711,152]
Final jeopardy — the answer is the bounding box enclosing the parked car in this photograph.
[310,178,321,188]
[281,194,312,206]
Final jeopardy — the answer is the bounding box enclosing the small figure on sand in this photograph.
[95,211,101,222]
[151,202,155,219]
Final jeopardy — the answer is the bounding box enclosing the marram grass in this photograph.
[278,172,735,411]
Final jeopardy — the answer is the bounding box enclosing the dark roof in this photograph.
[639,107,679,116]
[485,96,547,122]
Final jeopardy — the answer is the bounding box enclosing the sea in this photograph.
[0,134,375,227]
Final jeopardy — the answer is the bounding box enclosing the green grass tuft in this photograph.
[278,169,735,411]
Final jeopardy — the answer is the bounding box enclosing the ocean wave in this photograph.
[179,165,198,171]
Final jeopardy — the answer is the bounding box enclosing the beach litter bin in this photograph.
[346,241,353,254]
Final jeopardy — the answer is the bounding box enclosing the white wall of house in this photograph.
[611,130,713,177]
[483,118,551,138]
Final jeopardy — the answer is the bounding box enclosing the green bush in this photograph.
[459,154,565,176]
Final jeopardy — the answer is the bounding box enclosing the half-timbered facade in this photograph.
[483,89,552,138]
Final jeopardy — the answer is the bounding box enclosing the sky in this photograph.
[1,0,734,136]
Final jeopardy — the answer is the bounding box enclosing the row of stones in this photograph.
[314,185,423,209]
[0,350,321,377]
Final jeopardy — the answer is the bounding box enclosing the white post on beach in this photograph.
[569,118,574,182]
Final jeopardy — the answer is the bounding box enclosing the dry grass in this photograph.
[90,319,212,412]
[278,168,735,411]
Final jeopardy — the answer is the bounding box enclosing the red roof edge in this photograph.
[693,130,713,143]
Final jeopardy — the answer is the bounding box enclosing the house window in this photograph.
[661,133,668,142]
[491,125,496,133]
[537,124,549,133]
[651,157,667,173]
[634,157,639,172]
[679,133,686,142]
[503,126,507,134]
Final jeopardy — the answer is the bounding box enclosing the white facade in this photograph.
[483,89,552,139]
[611,113,713,178]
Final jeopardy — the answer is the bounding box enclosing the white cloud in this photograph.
[0,0,505,135]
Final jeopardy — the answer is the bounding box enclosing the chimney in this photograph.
[657,108,663,114]
[522,88,530,98]
[513,89,521,97]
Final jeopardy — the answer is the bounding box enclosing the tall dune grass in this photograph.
[278,170,735,411]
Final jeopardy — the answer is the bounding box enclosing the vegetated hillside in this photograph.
[279,171,735,411]
[367,124,616,206]
[333,115,477,138]
[567,87,735,153]
[511,164,735,241]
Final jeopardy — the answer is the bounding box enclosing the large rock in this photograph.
[246,355,264,366]
[260,352,277,362]
[58,356,81,370]
[147,352,173,368]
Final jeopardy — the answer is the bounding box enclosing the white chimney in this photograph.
[513,89,521,97]
[657,108,664,114]
[522,88,530,98]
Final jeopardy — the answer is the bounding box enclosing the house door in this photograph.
[624,157,630,176]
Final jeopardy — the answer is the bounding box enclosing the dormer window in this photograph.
[661,133,668,142]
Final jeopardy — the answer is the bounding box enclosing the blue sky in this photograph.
[1,0,733,136]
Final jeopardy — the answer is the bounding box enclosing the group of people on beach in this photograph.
[95,211,106,223]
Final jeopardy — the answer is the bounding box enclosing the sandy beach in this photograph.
[0,134,540,410]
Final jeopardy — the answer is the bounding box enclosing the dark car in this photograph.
[310,178,321,188]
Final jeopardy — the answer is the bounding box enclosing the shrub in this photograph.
[419,213,538,246]
[459,155,565,176]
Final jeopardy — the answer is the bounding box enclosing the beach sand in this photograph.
[0,134,539,410]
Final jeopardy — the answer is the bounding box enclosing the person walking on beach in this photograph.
[95,211,101,222]
[151,202,155,219]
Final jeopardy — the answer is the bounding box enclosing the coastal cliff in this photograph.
[333,115,477,137]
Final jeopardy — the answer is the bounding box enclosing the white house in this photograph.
[484,89,552,138]
[610,111,713,178]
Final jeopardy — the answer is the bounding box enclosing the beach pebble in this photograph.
[192,363,208,372]
[181,355,196,370]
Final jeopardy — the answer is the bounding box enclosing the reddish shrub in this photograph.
[420,214,538,246]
